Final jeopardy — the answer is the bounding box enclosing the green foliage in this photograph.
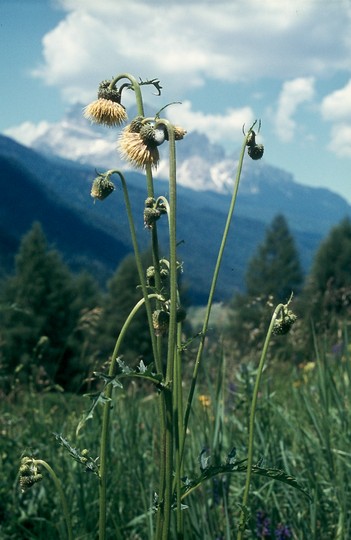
[2,335,351,539]
[0,223,102,391]
[227,214,303,357]
[96,252,153,367]
[301,217,351,330]
[245,214,303,302]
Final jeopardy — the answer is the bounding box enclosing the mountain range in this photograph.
[2,106,351,303]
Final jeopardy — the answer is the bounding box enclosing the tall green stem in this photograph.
[109,170,161,374]
[236,302,284,539]
[35,459,73,540]
[155,121,178,540]
[181,123,257,460]
[99,294,162,540]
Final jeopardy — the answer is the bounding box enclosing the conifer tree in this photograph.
[245,214,303,303]
[301,217,351,330]
[0,223,90,389]
[227,214,303,356]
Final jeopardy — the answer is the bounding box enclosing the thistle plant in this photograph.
[19,73,306,539]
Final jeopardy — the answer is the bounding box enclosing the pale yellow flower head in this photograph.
[84,98,127,127]
[118,123,161,169]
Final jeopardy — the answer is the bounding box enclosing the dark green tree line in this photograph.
[0,223,158,392]
[299,217,351,345]
[0,223,101,391]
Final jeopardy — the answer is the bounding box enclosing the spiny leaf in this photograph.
[76,392,111,435]
[181,461,310,501]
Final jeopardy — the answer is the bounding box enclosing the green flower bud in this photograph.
[91,174,115,201]
[146,266,156,287]
[140,124,163,148]
[273,309,297,336]
[97,80,121,103]
[144,207,162,228]
[145,197,156,208]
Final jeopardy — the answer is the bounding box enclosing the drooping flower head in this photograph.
[118,117,186,169]
[90,171,115,201]
[118,118,166,169]
[84,79,128,127]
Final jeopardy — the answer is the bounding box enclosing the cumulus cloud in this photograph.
[327,123,351,157]
[321,80,351,157]
[274,77,315,142]
[33,0,351,103]
[321,79,351,121]
[166,101,254,144]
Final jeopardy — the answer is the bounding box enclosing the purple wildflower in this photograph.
[275,523,292,539]
[256,510,271,538]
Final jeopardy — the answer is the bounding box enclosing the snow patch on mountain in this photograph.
[4,102,293,196]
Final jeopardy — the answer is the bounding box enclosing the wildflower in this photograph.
[246,126,264,160]
[90,172,115,201]
[118,118,186,169]
[146,264,169,287]
[143,197,167,228]
[248,143,264,160]
[275,523,292,539]
[273,307,297,335]
[256,510,271,538]
[118,121,165,169]
[84,79,127,127]
[198,394,211,408]
[144,207,163,228]
[162,124,187,141]
[19,457,43,493]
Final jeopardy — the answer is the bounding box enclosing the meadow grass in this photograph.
[2,332,351,539]
[4,73,349,539]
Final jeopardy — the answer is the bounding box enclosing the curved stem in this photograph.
[110,73,145,116]
[35,459,73,540]
[99,293,162,540]
[109,170,162,374]
[181,122,257,462]
[236,302,284,539]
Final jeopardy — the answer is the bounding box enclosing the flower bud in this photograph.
[248,144,264,160]
[152,310,170,336]
[97,80,121,103]
[145,197,156,208]
[91,174,115,201]
[144,207,162,228]
[273,309,297,336]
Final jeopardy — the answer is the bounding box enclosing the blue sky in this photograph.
[2,0,351,203]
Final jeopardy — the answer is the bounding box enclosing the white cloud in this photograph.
[4,121,52,147]
[327,123,351,157]
[321,79,351,121]
[321,80,351,157]
[166,100,254,144]
[274,77,315,142]
[33,0,351,104]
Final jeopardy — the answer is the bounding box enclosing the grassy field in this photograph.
[1,330,351,539]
